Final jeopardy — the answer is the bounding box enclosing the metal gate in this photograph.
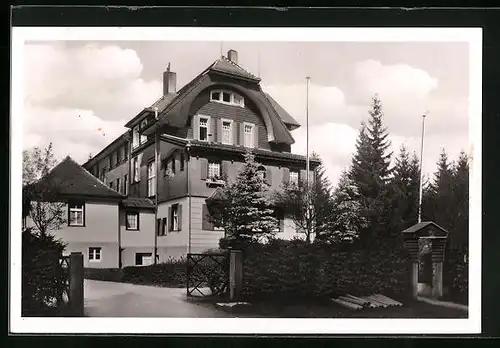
[57,256,70,306]
[186,252,229,299]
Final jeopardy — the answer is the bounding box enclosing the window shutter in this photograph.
[233,122,239,145]
[161,217,167,235]
[239,123,245,147]
[217,118,223,143]
[193,115,200,140]
[178,205,183,231]
[200,158,208,180]
[283,168,290,184]
[168,206,173,231]
[202,204,214,231]
[156,218,161,236]
[254,125,259,148]
[266,167,273,186]
[207,116,212,142]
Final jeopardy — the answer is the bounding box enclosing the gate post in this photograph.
[69,252,84,316]
[403,238,420,298]
[229,250,243,301]
[431,237,447,299]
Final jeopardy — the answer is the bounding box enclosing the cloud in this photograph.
[23,105,128,164]
[24,43,162,121]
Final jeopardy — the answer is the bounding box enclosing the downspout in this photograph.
[153,107,159,264]
[186,141,192,254]
[118,202,122,268]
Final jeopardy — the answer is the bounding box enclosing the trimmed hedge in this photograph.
[241,239,410,301]
[22,228,68,316]
[121,258,188,287]
[84,268,124,282]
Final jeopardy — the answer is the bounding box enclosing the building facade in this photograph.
[47,49,319,267]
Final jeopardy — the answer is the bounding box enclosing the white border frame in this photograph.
[11,27,482,334]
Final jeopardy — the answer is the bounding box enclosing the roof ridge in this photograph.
[214,56,260,81]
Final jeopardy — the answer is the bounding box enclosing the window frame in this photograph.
[208,161,222,181]
[135,252,153,266]
[133,156,140,182]
[243,122,255,148]
[171,204,179,231]
[289,170,300,186]
[68,201,85,227]
[88,247,102,262]
[210,89,245,107]
[147,160,156,197]
[126,211,140,231]
[132,125,140,149]
[198,116,210,142]
[221,118,233,145]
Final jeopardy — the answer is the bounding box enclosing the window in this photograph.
[171,156,176,174]
[135,253,152,266]
[199,117,209,141]
[110,152,116,168]
[159,217,167,236]
[180,154,185,171]
[116,178,121,194]
[140,119,148,144]
[132,125,140,149]
[208,161,221,180]
[133,157,140,182]
[126,212,139,230]
[109,181,114,190]
[290,171,299,186]
[244,123,254,148]
[89,247,101,262]
[170,204,179,231]
[147,161,156,197]
[210,91,221,101]
[222,120,232,145]
[68,201,85,226]
[257,165,266,181]
[124,143,129,159]
[210,89,245,107]
[123,174,128,196]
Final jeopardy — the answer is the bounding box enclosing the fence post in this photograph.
[69,252,84,316]
[229,250,243,302]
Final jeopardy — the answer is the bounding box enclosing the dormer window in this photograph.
[210,89,245,107]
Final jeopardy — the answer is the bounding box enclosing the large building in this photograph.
[27,49,320,268]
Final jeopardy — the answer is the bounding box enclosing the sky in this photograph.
[22,40,470,187]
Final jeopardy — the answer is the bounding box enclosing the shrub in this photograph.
[122,257,188,287]
[444,247,468,304]
[22,228,68,316]
[84,268,124,282]
[241,238,409,301]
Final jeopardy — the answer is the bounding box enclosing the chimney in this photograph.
[227,49,238,64]
[163,63,177,95]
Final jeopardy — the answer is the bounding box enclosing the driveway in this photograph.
[84,279,229,317]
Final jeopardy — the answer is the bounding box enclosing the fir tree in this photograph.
[450,150,469,249]
[348,95,393,243]
[316,170,368,244]
[389,145,420,233]
[210,150,279,248]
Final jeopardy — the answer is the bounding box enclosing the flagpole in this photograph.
[418,112,427,223]
[306,76,310,190]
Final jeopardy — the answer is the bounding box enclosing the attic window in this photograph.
[210,89,245,107]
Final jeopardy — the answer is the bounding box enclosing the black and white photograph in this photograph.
[10,26,482,334]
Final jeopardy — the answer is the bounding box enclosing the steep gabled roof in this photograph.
[402,221,449,237]
[210,56,261,82]
[264,92,301,130]
[27,156,124,201]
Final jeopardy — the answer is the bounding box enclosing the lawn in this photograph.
[212,298,468,318]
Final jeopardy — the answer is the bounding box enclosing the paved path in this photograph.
[84,279,229,317]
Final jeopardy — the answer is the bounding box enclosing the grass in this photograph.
[212,297,468,318]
